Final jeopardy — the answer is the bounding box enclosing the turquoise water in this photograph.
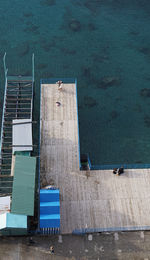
[1,0,150,166]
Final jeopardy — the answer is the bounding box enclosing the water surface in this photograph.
[1,0,150,166]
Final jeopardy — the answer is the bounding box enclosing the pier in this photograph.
[40,79,150,234]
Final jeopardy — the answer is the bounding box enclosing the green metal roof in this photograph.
[11,156,36,216]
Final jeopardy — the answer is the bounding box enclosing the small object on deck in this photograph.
[50,246,54,254]
[113,168,117,174]
[116,166,124,176]
[56,101,61,107]
[28,237,35,245]
[56,80,63,90]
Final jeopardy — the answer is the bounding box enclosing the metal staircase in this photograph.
[0,53,34,196]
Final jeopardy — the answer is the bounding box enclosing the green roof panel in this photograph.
[11,156,36,216]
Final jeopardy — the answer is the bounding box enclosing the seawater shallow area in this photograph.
[0,0,150,166]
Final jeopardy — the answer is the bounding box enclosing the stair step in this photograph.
[5,108,31,110]
[6,98,32,101]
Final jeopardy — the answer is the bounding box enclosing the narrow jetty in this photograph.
[40,79,150,234]
[0,54,34,197]
[0,54,36,236]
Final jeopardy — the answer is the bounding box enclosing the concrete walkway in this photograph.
[0,232,150,260]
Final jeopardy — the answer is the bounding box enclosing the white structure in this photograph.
[0,196,10,215]
[0,213,27,230]
[12,119,33,153]
[0,213,7,229]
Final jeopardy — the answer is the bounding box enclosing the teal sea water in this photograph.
[1,0,150,166]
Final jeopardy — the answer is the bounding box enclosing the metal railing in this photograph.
[31,53,34,121]
[0,53,8,156]
[32,53,35,83]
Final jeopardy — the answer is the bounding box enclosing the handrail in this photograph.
[75,78,81,169]
[32,53,35,83]
[3,52,8,79]
[0,79,7,155]
[31,53,35,121]
[0,53,8,156]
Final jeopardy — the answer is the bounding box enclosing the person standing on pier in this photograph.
[113,167,124,175]
[50,246,54,254]
[56,80,63,90]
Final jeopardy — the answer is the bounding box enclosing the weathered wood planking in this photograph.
[40,83,150,234]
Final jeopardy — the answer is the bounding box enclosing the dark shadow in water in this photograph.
[92,53,109,63]
[22,70,31,76]
[40,39,56,52]
[144,115,150,127]
[24,23,39,34]
[68,19,82,32]
[61,6,82,33]
[84,0,102,14]
[84,96,98,108]
[23,12,33,18]
[40,0,56,6]
[97,76,121,90]
[37,63,48,70]
[15,42,30,57]
[129,30,140,36]
[82,67,92,78]
[88,22,96,31]
[139,47,150,56]
[60,48,76,55]
[133,103,142,113]
[109,110,119,120]
[140,88,150,98]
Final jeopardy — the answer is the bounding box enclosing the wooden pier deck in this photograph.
[40,82,150,234]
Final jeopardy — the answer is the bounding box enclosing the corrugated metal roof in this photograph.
[11,156,36,216]
[40,189,60,228]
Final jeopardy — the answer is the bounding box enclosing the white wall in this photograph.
[0,213,6,229]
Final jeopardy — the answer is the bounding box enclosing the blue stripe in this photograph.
[75,79,81,169]
[73,225,150,234]
[90,163,150,170]
[37,79,42,232]
[40,78,75,84]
